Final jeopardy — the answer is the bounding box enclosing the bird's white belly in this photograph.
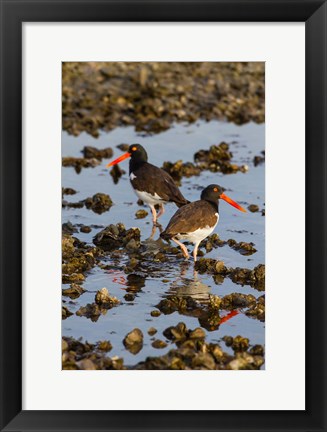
[134,189,166,205]
[177,215,219,244]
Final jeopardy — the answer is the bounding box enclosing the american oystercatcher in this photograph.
[106,144,189,224]
[160,184,246,262]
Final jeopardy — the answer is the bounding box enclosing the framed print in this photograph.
[0,1,326,431]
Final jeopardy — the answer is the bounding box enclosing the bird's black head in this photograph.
[201,184,224,203]
[106,143,148,171]
[201,184,246,213]
[128,144,148,163]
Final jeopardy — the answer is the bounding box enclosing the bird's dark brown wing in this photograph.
[161,200,218,238]
[131,162,189,206]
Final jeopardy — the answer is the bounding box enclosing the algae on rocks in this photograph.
[84,193,113,214]
[95,287,120,308]
[62,62,264,137]
[62,233,102,284]
[93,223,141,252]
[62,337,123,370]
[123,328,144,355]
[132,322,264,370]
[62,193,113,214]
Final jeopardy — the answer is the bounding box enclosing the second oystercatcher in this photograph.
[160,184,246,262]
[107,144,189,224]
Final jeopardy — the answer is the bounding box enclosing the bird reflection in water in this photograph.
[106,268,127,286]
[169,261,211,302]
[105,259,239,331]
[124,273,146,294]
[161,261,239,331]
[106,269,145,291]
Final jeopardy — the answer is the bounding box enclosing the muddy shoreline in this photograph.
[63,62,264,137]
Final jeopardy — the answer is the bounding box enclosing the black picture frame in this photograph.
[0,0,326,431]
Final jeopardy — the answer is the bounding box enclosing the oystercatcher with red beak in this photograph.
[160,184,246,262]
[107,144,189,224]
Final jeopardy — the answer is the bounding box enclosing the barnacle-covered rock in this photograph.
[93,223,141,251]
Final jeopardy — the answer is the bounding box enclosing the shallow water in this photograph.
[62,120,265,367]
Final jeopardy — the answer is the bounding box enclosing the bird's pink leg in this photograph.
[193,242,200,262]
[157,204,165,219]
[172,237,189,259]
[148,224,157,240]
[149,205,157,224]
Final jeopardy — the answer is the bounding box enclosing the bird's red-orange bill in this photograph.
[106,152,131,168]
[220,193,246,212]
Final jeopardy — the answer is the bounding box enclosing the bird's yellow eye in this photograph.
[213,187,218,192]
[132,146,137,151]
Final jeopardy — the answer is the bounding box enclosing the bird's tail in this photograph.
[175,198,190,208]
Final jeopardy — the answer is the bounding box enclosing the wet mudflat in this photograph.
[62,119,265,369]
